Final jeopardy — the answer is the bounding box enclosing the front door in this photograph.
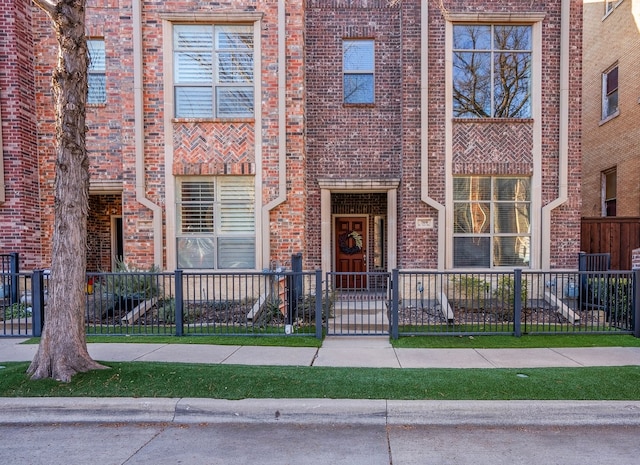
[335,216,367,289]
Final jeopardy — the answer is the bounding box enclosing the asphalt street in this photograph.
[2,422,640,465]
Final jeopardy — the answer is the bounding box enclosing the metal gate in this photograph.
[325,272,391,335]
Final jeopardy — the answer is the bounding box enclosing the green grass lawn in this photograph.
[391,334,640,349]
[73,333,640,349]
[1,362,639,400]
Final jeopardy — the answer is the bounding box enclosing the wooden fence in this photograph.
[581,217,640,270]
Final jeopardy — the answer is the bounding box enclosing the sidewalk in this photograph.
[1,337,640,427]
[2,336,640,369]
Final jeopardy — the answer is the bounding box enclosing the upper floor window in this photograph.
[87,39,106,104]
[602,65,619,120]
[176,176,255,269]
[602,168,617,217]
[343,39,374,104]
[453,176,531,268]
[605,0,623,15]
[453,24,532,118]
[174,24,254,118]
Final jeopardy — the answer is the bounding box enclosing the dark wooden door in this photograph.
[335,217,367,288]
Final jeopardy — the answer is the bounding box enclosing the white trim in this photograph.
[318,178,399,273]
[134,0,163,268]
[445,15,544,269]
[420,2,446,269]
[163,17,263,271]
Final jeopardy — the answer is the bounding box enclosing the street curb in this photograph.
[2,398,640,426]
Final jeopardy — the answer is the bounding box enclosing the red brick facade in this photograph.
[0,0,582,272]
[0,1,41,269]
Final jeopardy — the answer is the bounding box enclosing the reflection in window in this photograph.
[343,39,374,104]
[87,39,106,104]
[602,65,618,120]
[453,24,531,118]
[454,177,531,268]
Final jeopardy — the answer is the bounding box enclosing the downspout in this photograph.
[540,0,570,268]
[421,1,446,269]
[261,0,287,267]
[133,0,163,267]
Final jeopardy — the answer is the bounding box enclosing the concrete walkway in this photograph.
[1,337,640,427]
[2,336,640,369]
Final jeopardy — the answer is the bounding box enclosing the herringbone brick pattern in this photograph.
[173,122,255,175]
[452,122,533,175]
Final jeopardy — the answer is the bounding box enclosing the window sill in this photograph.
[599,109,620,126]
[172,117,255,124]
[343,103,375,108]
[452,117,533,124]
[87,103,107,108]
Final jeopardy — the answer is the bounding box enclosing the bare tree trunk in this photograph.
[28,0,107,382]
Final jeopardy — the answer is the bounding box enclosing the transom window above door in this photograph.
[173,24,254,118]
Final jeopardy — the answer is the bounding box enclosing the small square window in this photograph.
[343,39,374,104]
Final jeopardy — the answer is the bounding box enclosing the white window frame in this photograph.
[453,176,531,269]
[343,39,375,104]
[176,176,256,269]
[87,38,106,104]
[173,24,255,119]
[601,64,619,122]
[604,0,624,17]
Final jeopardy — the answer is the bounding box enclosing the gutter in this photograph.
[420,2,446,269]
[540,0,570,267]
[261,0,288,266]
[133,0,163,267]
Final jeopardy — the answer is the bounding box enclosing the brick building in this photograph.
[0,0,582,276]
[582,0,640,218]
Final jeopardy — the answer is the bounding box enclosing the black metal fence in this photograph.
[392,269,640,339]
[84,269,323,337]
[325,272,390,336]
[2,264,639,340]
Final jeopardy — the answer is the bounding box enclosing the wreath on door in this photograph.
[339,231,363,255]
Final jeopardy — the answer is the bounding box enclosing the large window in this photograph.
[602,65,619,120]
[174,24,254,118]
[343,39,374,104]
[87,39,106,104]
[176,177,255,269]
[453,24,531,118]
[454,177,531,268]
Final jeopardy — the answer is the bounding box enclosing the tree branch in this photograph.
[32,0,58,17]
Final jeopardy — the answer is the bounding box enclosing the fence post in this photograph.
[10,252,19,305]
[174,270,184,337]
[315,269,323,339]
[287,253,303,330]
[31,270,45,337]
[391,269,399,340]
[634,269,640,338]
[513,269,522,338]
